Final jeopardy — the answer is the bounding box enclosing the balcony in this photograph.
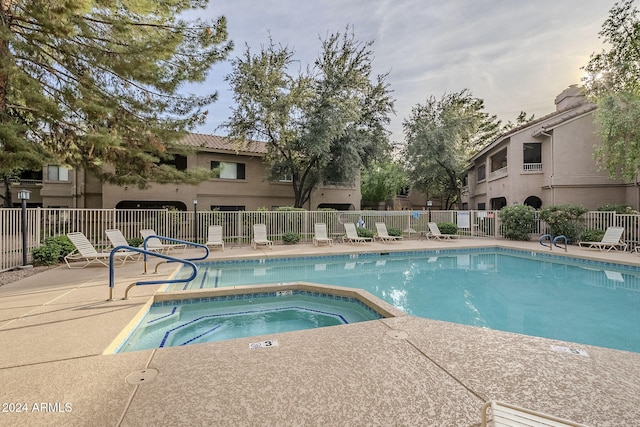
[10,179,43,186]
[489,166,508,180]
[523,163,542,173]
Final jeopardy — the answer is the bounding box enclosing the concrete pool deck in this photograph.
[1,238,640,426]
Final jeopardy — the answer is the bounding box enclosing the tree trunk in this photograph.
[2,175,12,207]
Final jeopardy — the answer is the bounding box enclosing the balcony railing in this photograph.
[9,179,43,186]
[523,163,542,172]
[489,166,508,180]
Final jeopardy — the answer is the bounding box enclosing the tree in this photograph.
[583,0,640,180]
[503,111,536,131]
[360,159,408,205]
[403,90,500,208]
[0,0,232,206]
[223,28,394,208]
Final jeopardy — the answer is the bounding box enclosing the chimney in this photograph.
[554,85,586,111]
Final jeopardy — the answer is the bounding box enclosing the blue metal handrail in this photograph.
[539,234,552,249]
[108,246,198,301]
[142,235,209,273]
[553,235,568,252]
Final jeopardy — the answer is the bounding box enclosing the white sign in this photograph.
[456,211,470,229]
[249,340,279,349]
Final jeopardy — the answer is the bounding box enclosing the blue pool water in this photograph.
[170,249,640,353]
[118,291,382,352]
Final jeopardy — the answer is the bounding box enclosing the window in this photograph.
[161,154,187,171]
[47,166,69,181]
[279,173,293,182]
[211,161,245,180]
[523,143,541,164]
[477,203,486,210]
[211,205,245,211]
[523,143,542,172]
[490,148,507,172]
[477,164,486,182]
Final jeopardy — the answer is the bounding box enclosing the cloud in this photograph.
[192,0,614,140]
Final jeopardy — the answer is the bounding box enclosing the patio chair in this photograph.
[578,226,627,252]
[205,225,225,251]
[64,232,136,269]
[375,222,403,243]
[251,224,273,249]
[343,222,372,245]
[140,229,187,254]
[313,223,333,246]
[427,222,460,241]
[481,401,587,427]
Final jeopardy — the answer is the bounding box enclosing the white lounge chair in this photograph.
[375,222,403,243]
[427,222,460,240]
[205,225,225,251]
[65,232,136,268]
[343,222,372,245]
[251,224,273,249]
[481,401,587,427]
[313,223,333,246]
[140,229,187,254]
[105,228,130,249]
[578,226,627,252]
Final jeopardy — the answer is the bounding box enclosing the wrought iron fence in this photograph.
[1,208,636,272]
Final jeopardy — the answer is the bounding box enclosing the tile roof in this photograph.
[180,133,267,155]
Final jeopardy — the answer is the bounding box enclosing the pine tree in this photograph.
[0,0,232,206]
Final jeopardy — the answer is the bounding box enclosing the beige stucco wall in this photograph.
[463,107,634,211]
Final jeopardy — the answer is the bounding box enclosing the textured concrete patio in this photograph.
[1,238,640,426]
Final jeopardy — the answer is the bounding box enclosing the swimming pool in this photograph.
[170,248,640,353]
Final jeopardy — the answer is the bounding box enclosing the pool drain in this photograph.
[126,368,159,384]
[386,330,408,340]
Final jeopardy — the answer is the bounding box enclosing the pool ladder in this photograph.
[108,236,209,300]
[539,234,568,252]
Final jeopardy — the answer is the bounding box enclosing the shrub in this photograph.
[32,235,75,265]
[437,222,458,235]
[499,205,536,241]
[539,204,587,242]
[127,237,144,247]
[356,227,375,239]
[387,227,402,237]
[597,204,635,214]
[282,232,301,245]
[44,235,75,257]
[580,229,605,242]
[31,244,62,266]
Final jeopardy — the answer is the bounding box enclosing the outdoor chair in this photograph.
[313,223,333,246]
[375,222,403,243]
[140,229,187,254]
[65,232,137,269]
[578,226,627,252]
[251,224,273,249]
[205,225,225,251]
[427,222,460,241]
[343,222,372,245]
[480,401,587,427]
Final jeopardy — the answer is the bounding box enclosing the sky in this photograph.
[187,0,616,143]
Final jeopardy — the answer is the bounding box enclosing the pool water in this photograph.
[117,291,382,352]
[170,249,640,353]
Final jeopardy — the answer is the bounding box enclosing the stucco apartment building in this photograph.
[10,134,360,211]
[461,85,637,211]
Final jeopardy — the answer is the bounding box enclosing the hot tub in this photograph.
[110,283,402,353]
